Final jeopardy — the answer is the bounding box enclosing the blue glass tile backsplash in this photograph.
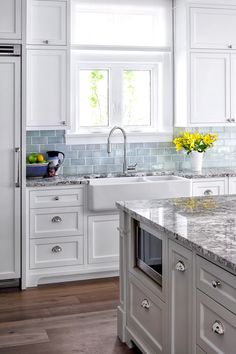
[26,127,236,175]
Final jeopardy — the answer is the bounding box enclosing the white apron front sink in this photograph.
[88,175,191,211]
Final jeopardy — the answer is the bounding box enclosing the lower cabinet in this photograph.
[169,240,193,354]
[87,214,119,264]
[127,274,167,354]
[228,176,236,194]
[192,178,227,197]
[197,290,236,354]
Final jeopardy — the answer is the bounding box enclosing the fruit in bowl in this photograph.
[26,153,49,178]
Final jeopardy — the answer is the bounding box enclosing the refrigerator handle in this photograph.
[15,147,21,188]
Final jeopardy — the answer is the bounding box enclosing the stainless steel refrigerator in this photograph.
[0,45,21,284]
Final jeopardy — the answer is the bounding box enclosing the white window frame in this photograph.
[67,50,173,144]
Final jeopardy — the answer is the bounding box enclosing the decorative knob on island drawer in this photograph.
[43,40,49,44]
[52,245,62,253]
[54,196,60,201]
[228,44,233,49]
[175,260,186,272]
[204,189,213,196]
[141,299,150,309]
[212,280,221,288]
[212,321,225,335]
[51,216,62,223]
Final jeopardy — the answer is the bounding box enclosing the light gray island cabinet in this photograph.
[116,196,236,354]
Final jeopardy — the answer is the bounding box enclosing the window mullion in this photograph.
[110,66,122,127]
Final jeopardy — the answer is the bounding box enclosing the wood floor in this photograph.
[0,277,138,354]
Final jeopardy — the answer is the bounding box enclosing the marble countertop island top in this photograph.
[116,195,236,275]
[26,167,236,187]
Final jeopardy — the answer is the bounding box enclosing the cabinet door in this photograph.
[169,240,193,354]
[27,0,67,45]
[192,179,227,197]
[0,0,21,39]
[26,50,67,129]
[190,7,236,50]
[228,177,236,194]
[0,57,21,280]
[230,55,236,123]
[190,53,230,124]
[88,214,119,264]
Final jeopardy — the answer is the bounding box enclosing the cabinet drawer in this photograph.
[197,290,236,354]
[30,236,83,269]
[128,274,167,353]
[192,179,227,197]
[30,188,84,208]
[196,256,236,314]
[30,207,83,238]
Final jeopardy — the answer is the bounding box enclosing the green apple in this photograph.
[28,153,38,164]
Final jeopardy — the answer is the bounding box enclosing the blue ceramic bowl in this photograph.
[26,163,49,178]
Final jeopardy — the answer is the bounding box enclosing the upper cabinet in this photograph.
[27,0,67,45]
[175,1,236,127]
[26,49,67,129]
[0,0,21,39]
[190,7,236,50]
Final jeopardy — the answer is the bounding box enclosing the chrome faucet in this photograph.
[107,126,128,175]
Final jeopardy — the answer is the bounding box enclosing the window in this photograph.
[69,0,172,141]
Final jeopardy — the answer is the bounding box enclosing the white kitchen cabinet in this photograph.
[30,236,84,269]
[192,178,227,197]
[190,53,230,124]
[0,0,21,39]
[88,214,119,264]
[228,177,236,194]
[27,0,67,45]
[175,1,236,127]
[26,49,67,129]
[169,240,193,354]
[190,7,236,50]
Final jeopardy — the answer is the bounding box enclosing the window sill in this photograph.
[65,131,173,145]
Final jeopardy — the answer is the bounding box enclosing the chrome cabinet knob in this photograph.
[54,196,60,201]
[141,299,150,309]
[51,216,62,223]
[61,121,66,125]
[226,118,231,122]
[231,118,235,122]
[204,189,213,196]
[228,44,233,49]
[43,40,49,44]
[212,320,225,335]
[212,280,221,288]
[175,260,186,272]
[52,245,62,253]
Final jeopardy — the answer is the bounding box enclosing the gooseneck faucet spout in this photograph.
[107,126,127,175]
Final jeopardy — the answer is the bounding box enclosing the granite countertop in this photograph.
[116,195,236,275]
[26,175,89,187]
[26,168,236,187]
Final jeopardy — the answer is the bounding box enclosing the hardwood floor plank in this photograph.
[0,278,138,354]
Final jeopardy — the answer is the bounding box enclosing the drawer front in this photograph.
[30,207,84,238]
[128,274,167,353]
[197,290,236,354]
[30,236,83,269]
[192,179,226,197]
[196,256,236,314]
[30,188,84,208]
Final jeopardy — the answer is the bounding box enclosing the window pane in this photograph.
[123,70,151,126]
[71,1,172,47]
[79,70,109,127]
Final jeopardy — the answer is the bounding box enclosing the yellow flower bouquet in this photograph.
[173,131,218,155]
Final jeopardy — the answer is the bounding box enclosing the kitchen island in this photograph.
[116,195,236,354]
